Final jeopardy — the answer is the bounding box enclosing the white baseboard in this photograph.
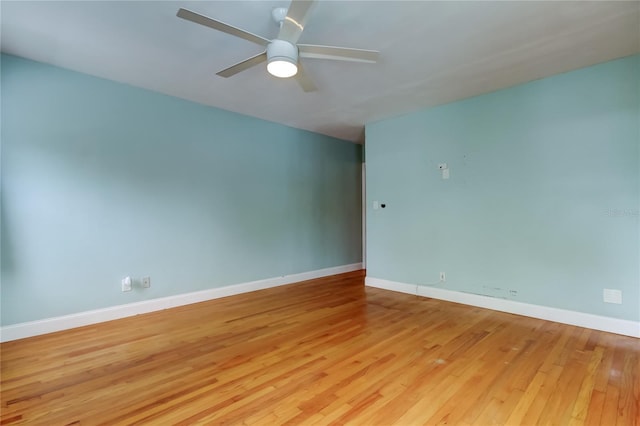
[365,276,640,338]
[0,263,363,342]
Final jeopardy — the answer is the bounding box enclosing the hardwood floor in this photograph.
[1,270,638,425]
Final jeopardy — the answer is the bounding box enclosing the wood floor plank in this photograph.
[584,389,607,426]
[602,384,621,426]
[1,270,638,425]
[521,364,564,424]
[617,349,639,425]
[502,369,549,425]
[571,346,605,422]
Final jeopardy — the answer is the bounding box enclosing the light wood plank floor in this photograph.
[1,270,638,425]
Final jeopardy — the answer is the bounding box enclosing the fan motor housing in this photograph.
[267,39,299,63]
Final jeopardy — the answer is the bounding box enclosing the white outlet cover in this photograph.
[603,289,622,304]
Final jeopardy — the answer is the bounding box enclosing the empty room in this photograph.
[1,1,638,425]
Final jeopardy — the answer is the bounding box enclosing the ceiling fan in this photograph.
[176,0,379,92]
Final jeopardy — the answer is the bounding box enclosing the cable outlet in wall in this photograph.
[439,272,446,282]
[142,276,151,288]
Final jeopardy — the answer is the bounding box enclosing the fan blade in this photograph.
[278,0,315,44]
[217,52,268,78]
[298,44,379,63]
[295,63,317,92]
[177,8,270,47]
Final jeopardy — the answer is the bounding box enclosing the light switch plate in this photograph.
[121,276,132,292]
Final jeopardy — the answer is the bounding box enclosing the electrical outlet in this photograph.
[142,276,151,288]
[439,272,446,282]
[121,276,132,292]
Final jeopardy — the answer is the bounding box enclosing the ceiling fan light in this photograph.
[267,39,299,78]
[267,59,298,78]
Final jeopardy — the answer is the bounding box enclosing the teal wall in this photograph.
[1,54,362,326]
[366,55,639,321]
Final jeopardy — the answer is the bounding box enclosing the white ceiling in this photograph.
[2,1,639,142]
